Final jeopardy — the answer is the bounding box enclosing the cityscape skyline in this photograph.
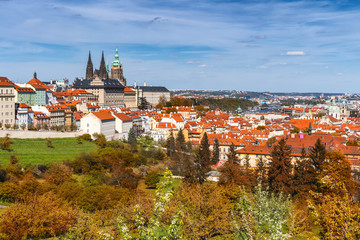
[1,0,360,92]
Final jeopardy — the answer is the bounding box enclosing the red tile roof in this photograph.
[27,78,48,90]
[92,111,115,121]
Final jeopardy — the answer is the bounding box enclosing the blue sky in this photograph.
[1,0,360,92]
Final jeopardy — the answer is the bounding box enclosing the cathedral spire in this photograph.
[86,51,93,79]
[99,51,108,79]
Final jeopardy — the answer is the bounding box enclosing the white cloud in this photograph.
[284,51,306,56]
[257,65,268,69]
[199,64,208,68]
[336,73,343,76]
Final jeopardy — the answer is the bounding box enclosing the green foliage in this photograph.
[166,132,176,157]
[138,97,150,110]
[194,98,258,112]
[128,126,137,151]
[212,138,220,164]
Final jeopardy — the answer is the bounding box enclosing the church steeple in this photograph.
[86,51,93,79]
[99,51,108,79]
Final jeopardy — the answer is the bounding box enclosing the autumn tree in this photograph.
[178,183,231,239]
[319,150,357,194]
[0,193,76,240]
[212,138,220,164]
[45,163,73,185]
[1,134,11,150]
[308,186,360,239]
[268,138,293,194]
[219,143,243,186]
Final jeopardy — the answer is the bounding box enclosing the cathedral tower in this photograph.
[99,51,108,79]
[111,48,126,86]
[86,51,93,79]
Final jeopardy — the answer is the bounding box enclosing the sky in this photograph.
[1,0,360,92]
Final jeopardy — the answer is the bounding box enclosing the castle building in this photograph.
[73,50,125,107]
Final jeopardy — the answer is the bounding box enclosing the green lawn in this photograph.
[0,138,97,167]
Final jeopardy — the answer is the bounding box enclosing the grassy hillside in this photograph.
[0,138,97,167]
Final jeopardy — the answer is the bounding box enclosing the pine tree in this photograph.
[199,132,210,164]
[212,138,220,165]
[138,97,149,110]
[166,131,176,157]
[268,138,293,194]
[176,129,186,151]
[307,138,327,192]
[255,155,267,185]
[309,138,327,173]
[128,126,137,151]
[293,147,313,195]
[186,132,211,184]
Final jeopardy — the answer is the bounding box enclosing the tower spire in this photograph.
[86,51,93,79]
[99,51,108,79]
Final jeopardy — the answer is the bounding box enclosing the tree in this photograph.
[187,132,211,184]
[20,123,26,130]
[211,138,220,165]
[319,151,357,194]
[138,97,149,110]
[144,171,161,189]
[308,186,360,239]
[307,138,327,193]
[45,163,73,185]
[0,193,76,240]
[293,147,312,196]
[186,134,211,184]
[268,138,293,194]
[255,155,267,186]
[46,138,54,148]
[219,143,243,186]
[199,132,210,165]
[1,134,11,151]
[179,183,231,239]
[165,131,176,157]
[175,129,186,152]
[290,127,300,134]
[128,126,137,151]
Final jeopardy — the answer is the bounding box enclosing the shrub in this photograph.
[145,171,161,189]
[46,138,54,148]
[79,133,92,142]
[0,193,76,240]
[45,163,73,185]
